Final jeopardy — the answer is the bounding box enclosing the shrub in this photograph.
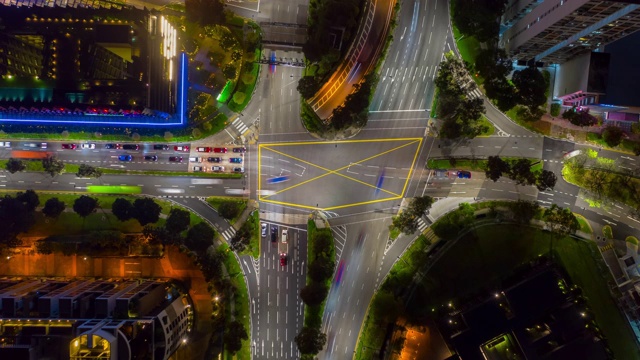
[550,103,561,117]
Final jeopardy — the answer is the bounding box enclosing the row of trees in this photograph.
[485,156,557,190]
[435,54,488,139]
[5,156,103,178]
[296,225,334,357]
[111,198,162,227]
[392,196,435,235]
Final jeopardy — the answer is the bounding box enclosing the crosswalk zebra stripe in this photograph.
[222,228,236,241]
[232,118,249,134]
[417,218,428,232]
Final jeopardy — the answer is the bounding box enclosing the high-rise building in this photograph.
[501,0,640,64]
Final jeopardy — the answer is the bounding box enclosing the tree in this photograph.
[308,257,335,282]
[76,164,103,178]
[165,208,191,234]
[223,64,237,80]
[185,0,224,25]
[185,222,216,253]
[42,197,66,218]
[485,156,510,181]
[5,158,26,174]
[408,196,434,217]
[16,190,39,212]
[371,289,403,324]
[484,77,518,112]
[73,195,98,218]
[42,155,65,177]
[199,248,224,281]
[512,67,547,112]
[508,158,536,186]
[300,281,328,306]
[232,91,246,105]
[298,76,320,99]
[111,198,134,222]
[536,170,557,190]
[295,327,327,355]
[509,200,539,224]
[218,201,241,220]
[0,195,36,250]
[312,232,334,258]
[224,321,248,355]
[543,204,579,236]
[132,198,162,226]
[392,211,418,235]
[474,47,512,80]
[602,125,625,147]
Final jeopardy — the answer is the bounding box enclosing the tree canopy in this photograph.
[111,198,134,222]
[165,208,191,234]
[132,198,162,226]
[73,196,98,218]
[76,164,103,178]
[185,222,216,253]
[5,158,26,174]
[42,155,65,177]
[42,197,66,218]
[295,326,327,355]
[512,67,547,112]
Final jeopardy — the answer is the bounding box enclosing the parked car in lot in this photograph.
[144,155,158,161]
[105,144,118,149]
[196,147,212,152]
[229,157,243,163]
[261,223,267,237]
[122,144,139,151]
[169,156,183,162]
[213,147,228,153]
[193,166,205,172]
[211,166,225,172]
[232,147,246,153]
[207,157,221,163]
[271,225,277,242]
[118,155,133,162]
[233,167,245,173]
[153,144,169,150]
[61,144,77,150]
[457,170,472,179]
[189,157,202,163]
[0,141,10,148]
[174,145,190,152]
[81,143,95,149]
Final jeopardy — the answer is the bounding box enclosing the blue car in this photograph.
[457,170,471,179]
[229,157,243,163]
[118,154,133,162]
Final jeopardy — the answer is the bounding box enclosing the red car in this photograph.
[213,147,228,153]
[174,145,190,152]
[61,144,77,150]
[280,254,287,266]
[169,156,184,162]
[197,147,212,152]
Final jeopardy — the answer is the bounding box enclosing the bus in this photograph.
[86,185,142,194]
[10,150,51,159]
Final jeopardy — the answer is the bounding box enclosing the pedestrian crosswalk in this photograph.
[232,118,249,135]
[417,217,428,232]
[468,88,482,99]
[221,227,236,241]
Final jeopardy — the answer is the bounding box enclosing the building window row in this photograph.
[508,0,569,43]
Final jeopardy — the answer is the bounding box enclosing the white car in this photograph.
[261,223,267,238]
[211,166,225,172]
[193,166,205,172]
[0,141,10,148]
[81,143,96,149]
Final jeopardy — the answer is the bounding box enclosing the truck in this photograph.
[279,228,288,266]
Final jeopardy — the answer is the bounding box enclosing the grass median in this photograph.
[219,244,251,360]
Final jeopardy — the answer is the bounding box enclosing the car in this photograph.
[229,157,243,163]
[261,223,267,238]
[233,167,244,173]
[105,144,118,149]
[271,225,277,242]
[169,156,183,162]
[280,254,287,266]
[207,157,221,163]
[232,147,246,153]
[193,166,205,172]
[81,143,96,149]
[174,145,190,152]
[335,260,346,285]
[213,147,228,153]
[0,141,11,148]
[144,155,158,161]
[153,144,169,150]
[196,147,212,152]
[457,170,471,179]
[189,157,202,163]
[118,155,133,162]
[61,144,77,150]
[211,166,225,172]
[40,143,48,149]
[122,144,139,151]
[24,142,47,149]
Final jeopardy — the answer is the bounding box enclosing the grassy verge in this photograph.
[430,89,439,118]
[388,227,400,240]
[300,100,325,134]
[206,196,247,225]
[304,219,336,330]
[562,163,640,210]
[574,214,593,234]
[505,106,552,135]
[228,50,261,113]
[587,132,637,154]
[478,115,496,136]
[627,236,639,245]
[246,210,260,258]
[451,24,481,79]
[219,244,251,360]
[602,225,613,239]
[427,157,541,172]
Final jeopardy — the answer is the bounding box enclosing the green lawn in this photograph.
[304,219,336,329]
[228,59,260,113]
[248,211,260,258]
[602,225,613,239]
[627,236,639,245]
[587,132,638,154]
[575,214,593,234]
[427,157,541,172]
[478,115,496,137]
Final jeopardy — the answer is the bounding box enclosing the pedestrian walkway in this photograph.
[221,227,237,241]
[232,117,250,135]
[417,217,428,232]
